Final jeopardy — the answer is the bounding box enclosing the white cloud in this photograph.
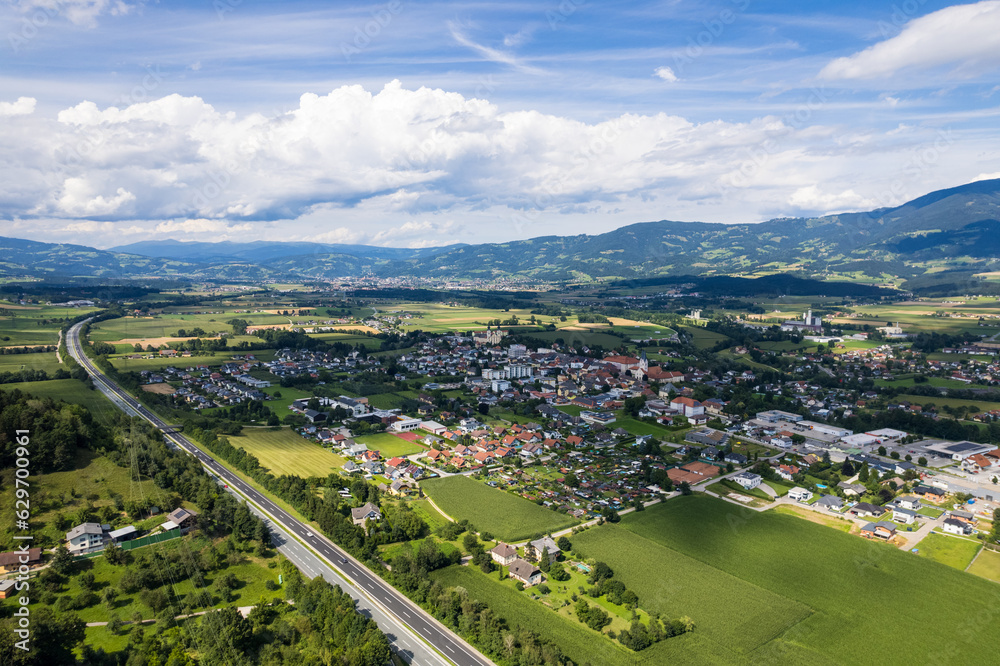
[975,171,1000,181]
[654,66,678,82]
[154,219,251,235]
[787,185,874,213]
[56,178,135,216]
[0,97,36,116]
[13,0,137,28]
[820,1,1000,81]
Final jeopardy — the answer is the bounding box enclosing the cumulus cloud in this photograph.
[654,66,678,82]
[0,80,991,246]
[0,97,36,116]
[820,1,1000,81]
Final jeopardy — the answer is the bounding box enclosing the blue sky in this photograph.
[2,0,999,248]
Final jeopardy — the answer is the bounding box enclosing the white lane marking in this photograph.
[445,644,455,653]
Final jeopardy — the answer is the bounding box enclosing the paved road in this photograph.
[67,321,493,666]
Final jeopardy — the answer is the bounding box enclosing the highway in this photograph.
[66,321,493,666]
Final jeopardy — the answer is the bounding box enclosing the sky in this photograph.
[2,0,1000,249]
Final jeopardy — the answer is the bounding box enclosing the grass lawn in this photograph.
[916,533,982,570]
[587,495,1000,664]
[896,394,1000,415]
[528,329,625,349]
[556,404,584,417]
[421,476,577,541]
[917,506,945,519]
[408,499,452,532]
[770,504,854,532]
[354,432,425,457]
[968,547,1000,583]
[761,479,794,497]
[612,415,676,439]
[224,427,347,478]
[678,326,731,350]
[108,353,231,373]
[430,565,716,666]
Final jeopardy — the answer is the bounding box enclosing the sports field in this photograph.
[564,495,1000,664]
[354,432,425,457]
[421,475,577,541]
[224,427,347,477]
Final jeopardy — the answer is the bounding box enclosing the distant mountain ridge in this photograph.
[3,178,999,284]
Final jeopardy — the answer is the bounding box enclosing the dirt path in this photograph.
[56,330,63,363]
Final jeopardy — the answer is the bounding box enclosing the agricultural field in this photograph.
[967,547,1000,583]
[576,495,1000,665]
[223,427,347,478]
[916,533,982,570]
[354,432,425,457]
[421,476,577,541]
[388,303,562,334]
[828,300,1000,335]
[528,329,625,349]
[107,353,240,373]
[0,350,64,374]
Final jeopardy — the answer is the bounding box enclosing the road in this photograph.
[66,321,493,666]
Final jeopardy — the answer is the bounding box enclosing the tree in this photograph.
[564,473,580,488]
[50,545,73,575]
[890,450,900,460]
[679,481,692,495]
[557,536,571,552]
[918,457,928,466]
[878,445,887,456]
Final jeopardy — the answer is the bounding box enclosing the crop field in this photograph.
[917,533,982,570]
[581,495,1000,664]
[89,315,234,341]
[968,547,1000,583]
[223,427,347,478]
[430,565,722,666]
[0,316,66,346]
[387,303,562,333]
[875,376,989,389]
[107,353,237,372]
[421,476,577,541]
[0,351,63,374]
[828,300,1000,335]
[612,415,679,439]
[354,432,425,457]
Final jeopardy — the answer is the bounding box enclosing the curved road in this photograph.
[67,321,492,666]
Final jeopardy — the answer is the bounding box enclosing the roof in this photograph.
[167,508,197,524]
[509,558,541,580]
[66,523,104,540]
[351,502,382,520]
[530,536,560,555]
[0,548,41,566]
[109,526,137,539]
[491,542,517,558]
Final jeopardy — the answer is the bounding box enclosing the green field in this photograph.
[916,533,982,570]
[224,427,347,477]
[354,432,425,457]
[968,547,1000,583]
[678,326,730,350]
[421,476,577,541]
[527,329,624,349]
[0,351,64,374]
[565,495,1000,664]
[896,394,1000,415]
[430,565,716,666]
[2,378,120,424]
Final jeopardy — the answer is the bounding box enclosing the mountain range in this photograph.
[3,179,999,286]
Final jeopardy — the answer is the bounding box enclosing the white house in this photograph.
[731,472,762,490]
[942,518,972,535]
[892,508,918,524]
[490,542,518,566]
[508,558,543,586]
[65,523,107,555]
[391,417,423,432]
[669,397,705,417]
[788,487,813,502]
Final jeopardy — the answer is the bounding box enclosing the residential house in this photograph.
[732,472,762,490]
[892,507,918,524]
[166,508,198,532]
[351,502,382,527]
[788,487,813,502]
[66,523,107,555]
[508,558,543,586]
[0,548,42,573]
[942,518,973,535]
[816,495,844,512]
[849,502,887,519]
[527,536,561,564]
[777,464,800,481]
[108,526,138,543]
[490,542,518,566]
[837,482,866,497]
[724,452,748,466]
[861,521,897,540]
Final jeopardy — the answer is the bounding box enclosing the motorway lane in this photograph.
[66,322,493,666]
